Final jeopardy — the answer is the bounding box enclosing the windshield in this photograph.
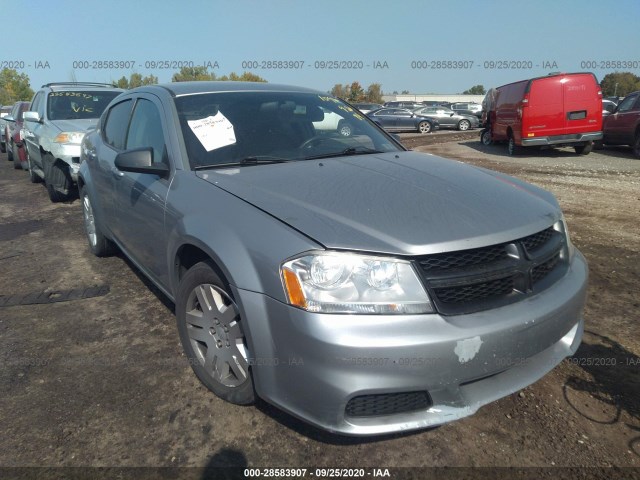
[47,90,122,121]
[175,91,402,169]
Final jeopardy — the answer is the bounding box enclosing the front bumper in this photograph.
[234,250,588,436]
[522,131,602,147]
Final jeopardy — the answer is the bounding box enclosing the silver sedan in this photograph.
[413,106,480,130]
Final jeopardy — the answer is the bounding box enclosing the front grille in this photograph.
[345,391,432,418]
[419,244,507,272]
[520,227,554,254]
[415,226,566,315]
[433,275,516,304]
[532,254,560,284]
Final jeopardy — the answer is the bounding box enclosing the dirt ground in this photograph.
[0,132,639,480]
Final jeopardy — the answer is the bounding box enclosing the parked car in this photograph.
[352,102,382,114]
[450,102,483,122]
[412,106,479,130]
[23,82,124,201]
[79,81,587,436]
[366,107,439,133]
[312,106,354,136]
[450,102,482,115]
[3,101,31,169]
[481,73,603,155]
[0,105,12,153]
[599,90,640,157]
[383,101,424,109]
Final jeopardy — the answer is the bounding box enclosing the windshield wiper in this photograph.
[303,146,385,160]
[194,156,291,170]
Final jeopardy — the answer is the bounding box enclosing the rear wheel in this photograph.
[457,119,471,131]
[176,262,255,405]
[574,142,593,155]
[0,141,5,154]
[507,136,521,156]
[633,134,640,159]
[7,141,14,162]
[480,129,493,145]
[417,121,432,134]
[80,186,115,257]
[337,121,353,137]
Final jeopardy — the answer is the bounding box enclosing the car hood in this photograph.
[196,151,561,255]
[49,118,99,132]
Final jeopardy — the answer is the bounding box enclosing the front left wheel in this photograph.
[80,186,115,257]
[44,156,72,202]
[176,262,255,405]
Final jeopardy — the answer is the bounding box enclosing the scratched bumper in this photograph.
[233,250,587,436]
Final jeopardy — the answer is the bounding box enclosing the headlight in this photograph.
[555,215,575,259]
[281,252,433,314]
[54,132,85,144]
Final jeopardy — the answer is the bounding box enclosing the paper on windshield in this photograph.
[187,112,236,151]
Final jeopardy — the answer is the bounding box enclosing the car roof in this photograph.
[133,81,324,97]
[41,82,124,92]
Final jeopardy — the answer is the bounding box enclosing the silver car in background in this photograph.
[413,106,480,130]
[79,82,587,436]
[23,82,123,201]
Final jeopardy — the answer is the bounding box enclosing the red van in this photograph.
[481,73,603,155]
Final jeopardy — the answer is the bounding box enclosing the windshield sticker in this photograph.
[187,112,236,152]
[317,95,341,104]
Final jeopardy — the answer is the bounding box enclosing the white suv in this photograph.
[23,83,123,202]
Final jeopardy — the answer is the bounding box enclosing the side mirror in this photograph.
[115,148,169,176]
[23,111,41,123]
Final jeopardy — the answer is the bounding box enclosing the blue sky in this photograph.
[5,0,640,95]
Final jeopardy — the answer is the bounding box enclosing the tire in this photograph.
[417,121,432,134]
[593,140,604,150]
[508,136,521,156]
[457,119,471,131]
[12,145,22,169]
[574,142,593,155]
[176,262,255,405]
[0,141,5,154]
[80,186,115,257]
[28,155,42,183]
[7,141,14,162]
[44,156,71,202]
[480,128,493,146]
[337,121,353,137]
[633,134,640,159]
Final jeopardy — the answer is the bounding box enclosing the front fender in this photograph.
[165,173,322,302]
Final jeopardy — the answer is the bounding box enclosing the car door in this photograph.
[395,109,415,130]
[603,93,639,145]
[24,92,43,167]
[372,109,397,129]
[93,97,135,232]
[112,94,173,284]
[434,108,456,127]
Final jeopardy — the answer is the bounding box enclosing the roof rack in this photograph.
[42,82,115,88]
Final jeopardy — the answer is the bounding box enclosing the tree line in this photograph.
[3,67,640,106]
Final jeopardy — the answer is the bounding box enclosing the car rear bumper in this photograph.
[522,131,602,146]
[234,250,588,436]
